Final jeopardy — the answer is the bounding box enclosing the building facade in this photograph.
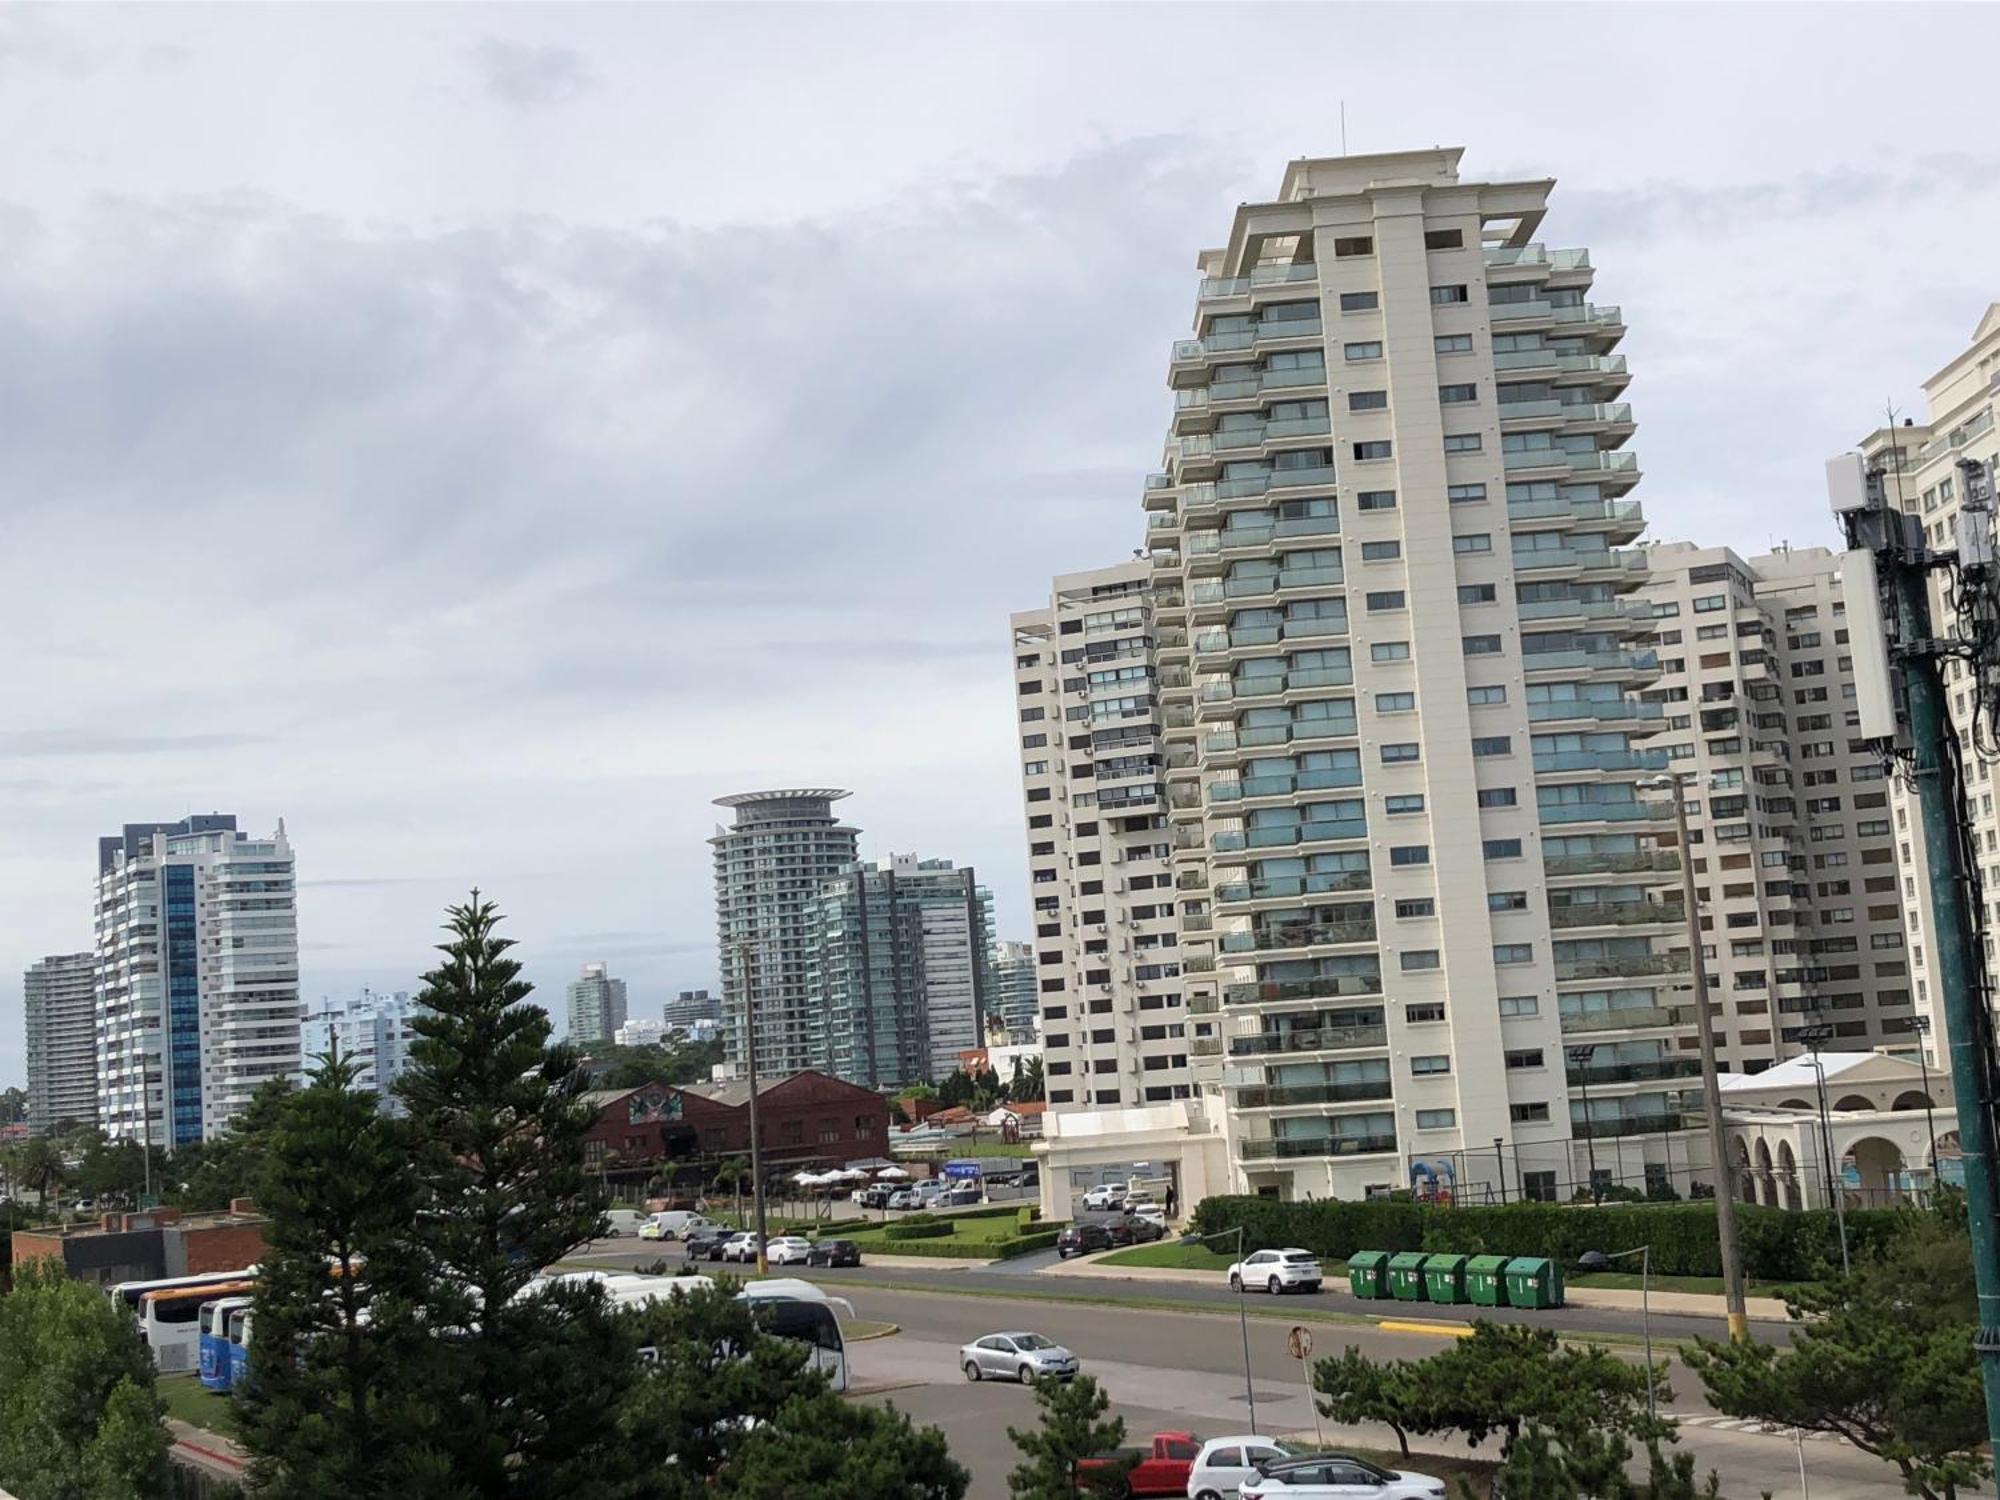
[24,952,97,1136]
[96,816,301,1147]
[1142,149,1679,1204]
[1639,544,1913,1071]
[566,962,629,1048]
[1011,562,1193,1114]
[990,940,1040,1041]
[811,855,995,1087]
[298,989,423,1110]
[580,1070,892,1172]
[1859,304,2000,1067]
[711,789,861,1078]
[664,988,720,1028]
[614,1017,670,1047]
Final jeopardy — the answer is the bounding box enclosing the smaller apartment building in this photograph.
[1640,544,1913,1070]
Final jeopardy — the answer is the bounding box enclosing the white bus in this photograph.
[109,1267,259,1321]
[137,1279,256,1373]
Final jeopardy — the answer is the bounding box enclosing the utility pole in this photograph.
[1567,1044,1601,1202]
[1832,452,2000,1447]
[1912,1013,1941,1179]
[736,941,771,1278]
[1645,771,1750,1341]
[1798,1020,1850,1273]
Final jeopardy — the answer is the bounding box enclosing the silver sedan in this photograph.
[959,1331,1080,1384]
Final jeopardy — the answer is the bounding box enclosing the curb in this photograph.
[1376,1319,1476,1339]
[846,1321,902,1341]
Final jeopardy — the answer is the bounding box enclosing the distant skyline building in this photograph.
[712,789,861,1078]
[24,952,96,1136]
[811,854,995,1086]
[664,987,720,1028]
[566,962,629,1048]
[615,1017,669,1047]
[96,815,301,1147]
[991,940,1040,1041]
[299,989,423,1113]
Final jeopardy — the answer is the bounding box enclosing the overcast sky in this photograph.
[4,3,1998,1086]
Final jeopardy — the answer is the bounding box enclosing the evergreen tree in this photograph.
[17,1138,66,1206]
[166,1077,296,1211]
[393,894,638,1499]
[234,1053,420,1494]
[1006,1374,1129,1499]
[0,1264,171,1500]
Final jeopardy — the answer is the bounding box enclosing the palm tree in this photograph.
[18,1138,67,1208]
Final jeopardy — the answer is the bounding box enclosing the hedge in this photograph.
[883,1219,956,1242]
[1188,1195,1912,1281]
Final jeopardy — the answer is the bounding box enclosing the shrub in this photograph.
[883,1219,955,1242]
[1190,1195,1907,1281]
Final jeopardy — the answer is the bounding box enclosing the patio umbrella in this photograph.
[874,1165,910,1180]
[792,1170,825,1186]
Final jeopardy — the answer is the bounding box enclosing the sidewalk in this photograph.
[1036,1256,1792,1323]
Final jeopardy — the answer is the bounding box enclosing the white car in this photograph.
[600,1209,650,1238]
[887,1188,923,1210]
[958,1331,1080,1384]
[1240,1453,1445,1500]
[764,1236,814,1266]
[1186,1435,1295,1500]
[719,1232,764,1263]
[1081,1184,1127,1211]
[1226,1247,1323,1295]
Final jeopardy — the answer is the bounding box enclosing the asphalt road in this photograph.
[833,1281,1920,1500]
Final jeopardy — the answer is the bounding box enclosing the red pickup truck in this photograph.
[1077,1431,1202,1498]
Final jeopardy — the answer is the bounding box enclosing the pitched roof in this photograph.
[1718,1051,1890,1094]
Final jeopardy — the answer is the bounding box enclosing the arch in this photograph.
[1892,1090,1936,1112]
[1777,1141,1803,1211]
[1842,1136,1908,1207]
[1833,1094,1876,1113]
[1731,1137,1756,1205]
[1778,1099,1813,1111]
[1752,1139,1778,1207]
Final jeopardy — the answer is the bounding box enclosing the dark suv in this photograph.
[807,1239,862,1268]
[1056,1222,1114,1259]
[684,1226,730,1261]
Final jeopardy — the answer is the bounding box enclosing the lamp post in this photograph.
[1567,1044,1601,1203]
[1913,1014,1941,1180]
[1798,1020,1850,1274]
[1598,1244,1656,1425]
[1641,772,1749,1342]
[1181,1226,1255,1431]
[1492,1137,1508,1205]
[731,939,771,1278]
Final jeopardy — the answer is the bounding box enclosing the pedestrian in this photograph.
[1165,1183,1178,1221]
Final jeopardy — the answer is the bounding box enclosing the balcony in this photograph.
[1213,415,1334,452]
[1237,1133,1398,1161]
[1573,1112,1695,1140]
[1188,514,1343,554]
[1506,492,1645,527]
[1198,263,1320,299]
[1517,595,1653,625]
[1521,647,1661,676]
[1214,871,1371,904]
[1228,1023,1389,1058]
[1560,1005,1678,1034]
[1209,768,1364,802]
[1485,246,1591,270]
[1566,1057,1704,1086]
[1220,919,1377,953]
[1187,993,1221,1015]
[1200,666,1354,704]
[1548,900,1686,929]
[1536,800,1674,826]
[1234,1079,1395,1109]
[1554,953,1691,982]
[1513,544,1647,577]
[1216,464,1339,500]
[1542,850,1681,878]
[1532,747,1671,775]
[1526,698,1664,725]
[1224,977,1384,1007]
[1213,819,1367,854]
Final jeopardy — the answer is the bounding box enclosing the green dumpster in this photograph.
[1465,1254,1510,1307]
[1423,1252,1469,1304]
[1504,1255,1565,1309]
[1347,1249,1390,1301]
[1387,1250,1431,1302]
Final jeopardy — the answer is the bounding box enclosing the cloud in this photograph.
[0,730,271,758]
[471,38,592,108]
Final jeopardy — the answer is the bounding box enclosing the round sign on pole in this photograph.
[1287,1325,1313,1361]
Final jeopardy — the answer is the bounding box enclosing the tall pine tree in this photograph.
[234,1052,419,1493]
[393,894,638,1499]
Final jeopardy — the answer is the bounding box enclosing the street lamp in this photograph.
[1913,1014,1941,1180]
[1595,1245,1656,1425]
[1567,1044,1601,1203]
[729,940,772,1278]
[1640,772,1750,1342]
[1180,1225,1255,1431]
[1797,1020,1850,1274]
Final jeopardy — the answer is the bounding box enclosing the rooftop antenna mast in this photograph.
[1340,101,1347,155]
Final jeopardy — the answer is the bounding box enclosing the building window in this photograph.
[1334,236,1375,258]
[1467,685,1506,705]
[1442,433,1483,453]
[1356,490,1397,511]
[1488,890,1528,911]
[1401,950,1442,972]
[1463,634,1503,655]
[1448,483,1487,503]
[1439,383,1478,404]
[1435,333,1474,354]
[1371,641,1411,662]
[1378,693,1417,714]
[1395,898,1436,919]
[1390,845,1431,867]
[1354,441,1393,461]
[1453,533,1493,554]
[1406,1002,1447,1023]
[1411,1054,1452,1074]
[1416,1108,1457,1129]
[1493,942,1533,965]
[1471,736,1512,757]
[1430,284,1469,304]
[1497,994,1539,1018]
[1367,591,1407,612]
[1381,742,1421,763]
[1339,291,1379,312]
[1350,390,1389,412]
[1510,1101,1551,1124]
[1344,341,1383,361]
[1504,1048,1546,1070]
[1362,540,1402,561]
[1424,228,1465,250]
[1484,838,1524,859]
[1477,787,1518,808]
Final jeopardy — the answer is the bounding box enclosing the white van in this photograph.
[601,1209,650,1238]
[645,1211,719,1241]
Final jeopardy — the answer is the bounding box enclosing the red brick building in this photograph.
[581,1070,890,1171]
[9,1202,269,1288]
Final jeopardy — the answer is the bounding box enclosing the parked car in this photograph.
[649,1210,718,1241]
[765,1235,814,1266]
[1131,1201,1168,1228]
[1121,1213,1166,1244]
[857,1184,896,1209]
[1185,1435,1294,1500]
[940,1184,982,1207]
[1239,1453,1445,1500]
[1077,1431,1201,1498]
[806,1238,862,1268]
[719,1232,764,1263]
[1226,1248,1323,1295]
[1120,1193,1160,1216]
[1056,1222,1114,1259]
[887,1188,923,1210]
[684,1226,731,1260]
[601,1209,650,1238]
[1103,1218,1139,1248]
[1081,1183,1128,1211]
[958,1331,1079,1384]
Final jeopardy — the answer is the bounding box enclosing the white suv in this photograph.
[1226,1247,1323,1295]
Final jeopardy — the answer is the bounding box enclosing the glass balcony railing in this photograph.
[1521,647,1660,675]
[1237,1133,1399,1161]
[1517,596,1651,623]
[1217,464,1339,500]
[1484,245,1591,270]
[1532,747,1670,775]
[1213,415,1334,452]
[1560,1005,1677,1033]
[1535,800,1674,825]
[1543,850,1681,877]
[1525,699,1664,723]
[1565,1057,1703,1086]
[1554,953,1692,982]
[1209,768,1364,801]
[1201,667,1355,703]
[1174,320,1324,363]
[1215,871,1371,903]
[1548,901,1686,929]
[1233,1079,1394,1109]
[1573,1112,1695,1140]
[1220,920,1377,952]
[1212,819,1368,852]
[1227,1023,1390,1055]
[1198,263,1320,299]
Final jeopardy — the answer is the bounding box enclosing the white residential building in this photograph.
[566,962,629,1048]
[24,952,97,1135]
[990,939,1040,1041]
[1639,544,1914,1070]
[299,989,423,1112]
[1859,304,2000,1068]
[614,1017,670,1048]
[96,815,301,1147]
[1012,562,1193,1115]
[711,789,861,1078]
[1144,148,1679,1205]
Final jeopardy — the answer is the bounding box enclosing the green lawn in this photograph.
[846,1214,1037,1249]
[1568,1269,1816,1300]
[158,1374,236,1438]
[904,1141,1033,1158]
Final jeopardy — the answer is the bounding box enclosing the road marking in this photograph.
[1375,1319,1476,1338]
